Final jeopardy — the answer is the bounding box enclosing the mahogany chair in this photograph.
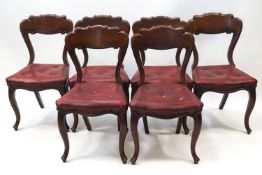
[68,15,130,132]
[56,26,129,163]
[130,26,203,164]
[131,16,193,134]
[6,15,73,131]
[179,13,257,134]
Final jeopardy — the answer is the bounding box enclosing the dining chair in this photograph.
[131,16,193,134]
[56,25,129,163]
[6,14,73,131]
[130,25,203,164]
[178,13,257,134]
[68,15,130,132]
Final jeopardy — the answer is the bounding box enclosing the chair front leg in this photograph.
[58,111,69,162]
[244,87,256,134]
[219,93,229,110]
[191,113,202,164]
[58,86,70,132]
[8,87,20,131]
[118,112,128,164]
[34,91,44,108]
[130,111,140,165]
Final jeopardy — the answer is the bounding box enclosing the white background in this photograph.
[0,0,262,175]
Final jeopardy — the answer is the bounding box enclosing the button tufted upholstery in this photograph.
[56,82,128,113]
[131,66,193,87]
[130,83,202,112]
[193,65,257,87]
[69,66,129,87]
[6,64,69,90]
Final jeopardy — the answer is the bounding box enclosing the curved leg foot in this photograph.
[34,91,44,108]
[8,87,20,131]
[130,111,140,165]
[245,88,256,134]
[143,117,149,134]
[58,111,69,162]
[182,117,189,135]
[191,113,202,164]
[71,114,78,132]
[83,116,92,131]
[219,93,229,110]
[119,112,128,164]
[176,117,182,134]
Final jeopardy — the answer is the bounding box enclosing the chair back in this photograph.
[185,13,242,68]
[131,25,194,85]
[20,14,73,65]
[65,25,129,84]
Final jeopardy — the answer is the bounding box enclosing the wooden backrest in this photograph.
[185,13,242,68]
[75,15,130,34]
[132,16,186,66]
[65,26,129,84]
[131,26,194,85]
[20,14,73,65]
[132,16,186,34]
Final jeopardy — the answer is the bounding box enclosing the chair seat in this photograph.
[56,82,128,114]
[131,66,193,87]
[69,66,130,87]
[6,64,69,90]
[130,83,202,113]
[193,65,257,87]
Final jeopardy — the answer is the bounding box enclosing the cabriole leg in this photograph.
[8,87,20,131]
[58,111,69,162]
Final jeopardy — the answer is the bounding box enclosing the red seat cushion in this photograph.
[69,66,130,86]
[193,65,257,87]
[56,82,128,113]
[131,66,193,87]
[6,64,69,89]
[130,83,202,112]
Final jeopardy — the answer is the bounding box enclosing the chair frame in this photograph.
[7,14,73,131]
[131,16,190,134]
[130,26,203,164]
[57,25,129,163]
[69,15,130,132]
[178,13,257,134]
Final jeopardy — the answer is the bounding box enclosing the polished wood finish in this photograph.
[57,26,129,163]
[130,26,203,164]
[181,13,257,134]
[70,15,130,132]
[6,14,73,130]
[131,16,190,134]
